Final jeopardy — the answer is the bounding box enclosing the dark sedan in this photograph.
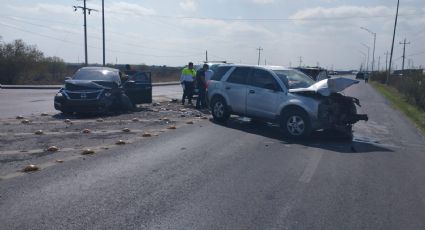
[54,67,152,114]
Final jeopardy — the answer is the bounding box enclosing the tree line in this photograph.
[0,37,69,85]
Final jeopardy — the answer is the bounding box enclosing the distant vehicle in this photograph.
[294,67,329,81]
[207,64,368,138]
[355,72,369,80]
[54,67,152,114]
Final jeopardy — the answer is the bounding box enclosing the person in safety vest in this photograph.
[180,62,196,105]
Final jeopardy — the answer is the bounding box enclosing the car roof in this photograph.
[79,67,119,72]
[222,64,291,71]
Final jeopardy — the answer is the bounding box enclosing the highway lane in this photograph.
[1,78,425,229]
[0,85,182,118]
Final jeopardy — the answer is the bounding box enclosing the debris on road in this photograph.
[116,140,126,145]
[82,129,92,134]
[47,146,59,152]
[34,130,44,135]
[81,149,95,155]
[21,119,31,124]
[1,99,211,177]
[23,164,39,172]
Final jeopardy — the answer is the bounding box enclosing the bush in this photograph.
[0,37,67,85]
[371,71,425,111]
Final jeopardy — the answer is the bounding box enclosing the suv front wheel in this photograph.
[281,109,312,138]
[211,97,230,122]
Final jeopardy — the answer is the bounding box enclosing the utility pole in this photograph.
[385,51,389,72]
[74,0,97,66]
[387,0,400,85]
[399,38,410,71]
[257,47,263,66]
[377,56,381,71]
[361,43,370,71]
[360,27,377,73]
[264,59,267,65]
[205,50,208,63]
[102,0,105,66]
[298,56,303,67]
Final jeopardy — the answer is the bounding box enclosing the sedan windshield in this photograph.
[73,69,119,82]
[273,69,316,89]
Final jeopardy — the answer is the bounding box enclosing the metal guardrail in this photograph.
[0,81,180,89]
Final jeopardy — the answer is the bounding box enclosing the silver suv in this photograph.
[207,64,368,138]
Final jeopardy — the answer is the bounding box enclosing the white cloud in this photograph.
[291,6,395,20]
[179,0,198,12]
[107,2,156,16]
[8,3,74,16]
[251,0,275,4]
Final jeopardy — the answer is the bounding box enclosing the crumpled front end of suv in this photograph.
[290,78,368,134]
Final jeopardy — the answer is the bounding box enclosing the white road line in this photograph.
[298,152,323,183]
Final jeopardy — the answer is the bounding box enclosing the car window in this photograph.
[273,69,315,89]
[130,72,150,82]
[226,67,250,85]
[211,66,231,81]
[248,69,280,90]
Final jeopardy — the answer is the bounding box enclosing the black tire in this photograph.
[121,94,135,111]
[281,108,312,139]
[60,109,73,115]
[211,97,230,122]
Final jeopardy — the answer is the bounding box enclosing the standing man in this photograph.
[180,62,196,105]
[196,64,209,109]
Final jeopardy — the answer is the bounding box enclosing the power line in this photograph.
[0,22,204,59]
[145,12,425,22]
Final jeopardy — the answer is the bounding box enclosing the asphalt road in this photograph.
[0,85,182,118]
[1,77,425,229]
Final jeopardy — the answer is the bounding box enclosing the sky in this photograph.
[0,0,424,70]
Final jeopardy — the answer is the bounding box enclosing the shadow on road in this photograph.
[211,117,393,154]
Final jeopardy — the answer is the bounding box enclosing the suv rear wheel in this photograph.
[281,109,312,138]
[211,97,230,122]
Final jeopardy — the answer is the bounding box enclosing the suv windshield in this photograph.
[73,69,119,82]
[273,69,316,89]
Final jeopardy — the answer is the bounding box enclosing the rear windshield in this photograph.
[273,69,315,89]
[73,69,120,83]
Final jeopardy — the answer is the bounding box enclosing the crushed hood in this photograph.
[289,78,359,96]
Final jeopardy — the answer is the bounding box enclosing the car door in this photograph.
[124,71,152,104]
[223,67,251,115]
[246,69,281,119]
